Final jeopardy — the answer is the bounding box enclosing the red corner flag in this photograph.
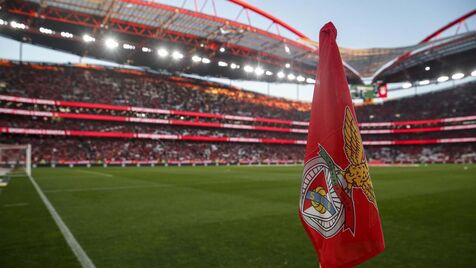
[299,22,385,268]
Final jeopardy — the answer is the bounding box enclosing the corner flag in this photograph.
[299,22,385,268]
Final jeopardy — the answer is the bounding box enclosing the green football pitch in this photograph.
[1,164,475,268]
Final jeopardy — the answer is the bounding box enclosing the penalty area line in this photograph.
[28,175,95,268]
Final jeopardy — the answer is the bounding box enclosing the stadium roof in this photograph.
[0,1,474,85]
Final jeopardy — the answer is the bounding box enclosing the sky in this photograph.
[0,0,474,101]
[239,0,475,48]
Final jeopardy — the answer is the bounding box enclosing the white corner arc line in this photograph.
[28,175,96,268]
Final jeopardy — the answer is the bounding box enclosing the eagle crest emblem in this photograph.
[300,106,377,238]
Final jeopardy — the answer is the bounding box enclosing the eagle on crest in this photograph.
[342,107,376,204]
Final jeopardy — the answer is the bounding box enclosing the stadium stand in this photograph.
[1,61,475,165]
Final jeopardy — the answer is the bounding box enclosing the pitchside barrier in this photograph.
[29,159,306,168]
[24,159,475,168]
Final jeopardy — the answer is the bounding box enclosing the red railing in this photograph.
[2,95,476,130]
[1,127,475,146]
[0,95,308,126]
[2,107,476,135]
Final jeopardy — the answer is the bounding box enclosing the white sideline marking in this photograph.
[28,175,95,268]
[76,170,113,177]
[44,184,170,193]
[3,202,29,208]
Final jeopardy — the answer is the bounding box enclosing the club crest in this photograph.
[300,107,377,238]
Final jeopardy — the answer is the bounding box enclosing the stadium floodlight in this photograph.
[123,43,135,50]
[230,63,238,69]
[218,61,228,67]
[244,65,254,73]
[157,48,169,58]
[284,44,290,54]
[287,73,296,80]
[105,38,119,49]
[277,71,285,79]
[83,34,95,43]
[425,66,430,71]
[60,31,73,38]
[285,63,291,68]
[201,58,211,64]
[265,70,273,76]
[255,67,264,76]
[296,75,305,82]
[418,79,430,86]
[39,27,54,34]
[219,47,226,53]
[0,19,7,26]
[306,78,316,84]
[402,82,412,89]
[10,21,27,30]
[472,70,476,77]
[451,72,464,80]
[142,47,152,53]
[171,51,184,60]
[191,55,202,62]
[437,76,449,82]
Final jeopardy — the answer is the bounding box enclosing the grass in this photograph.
[0,164,475,267]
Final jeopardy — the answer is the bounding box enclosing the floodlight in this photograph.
[418,80,430,85]
[451,72,464,80]
[191,55,202,62]
[123,44,135,50]
[284,44,290,54]
[402,82,412,89]
[10,21,26,29]
[157,48,169,58]
[83,34,95,43]
[306,78,316,84]
[296,75,305,82]
[39,27,54,34]
[171,51,184,60]
[277,71,285,78]
[60,31,73,38]
[105,38,119,49]
[287,73,296,80]
[244,65,254,73]
[218,61,228,67]
[255,67,264,76]
[437,76,449,82]
[201,58,211,64]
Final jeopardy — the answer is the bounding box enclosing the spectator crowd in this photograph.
[1,61,475,164]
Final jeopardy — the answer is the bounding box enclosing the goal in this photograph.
[0,144,31,181]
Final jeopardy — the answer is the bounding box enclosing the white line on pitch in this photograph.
[28,175,96,268]
[44,184,170,193]
[3,202,29,208]
[75,169,113,177]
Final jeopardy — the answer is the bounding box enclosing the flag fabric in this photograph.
[299,22,385,268]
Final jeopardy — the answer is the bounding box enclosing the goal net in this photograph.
[0,144,31,183]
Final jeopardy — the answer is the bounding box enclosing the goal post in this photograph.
[0,144,32,179]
